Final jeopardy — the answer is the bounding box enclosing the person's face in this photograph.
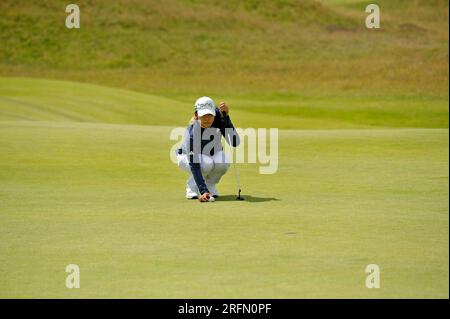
[199,113,215,128]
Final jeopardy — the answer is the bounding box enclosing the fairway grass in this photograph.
[1,77,448,129]
[0,120,448,298]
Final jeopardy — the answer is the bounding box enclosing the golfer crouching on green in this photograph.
[176,97,240,202]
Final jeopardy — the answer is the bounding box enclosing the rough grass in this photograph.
[0,0,448,97]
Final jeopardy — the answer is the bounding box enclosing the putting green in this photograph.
[0,78,448,298]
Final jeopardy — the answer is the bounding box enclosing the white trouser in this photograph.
[177,150,230,192]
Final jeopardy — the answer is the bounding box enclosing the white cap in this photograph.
[194,96,216,117]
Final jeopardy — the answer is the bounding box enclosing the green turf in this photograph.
[0,0,448,96]
[0,0,448,299]
[1,77,448,129]
[0,78,448,298]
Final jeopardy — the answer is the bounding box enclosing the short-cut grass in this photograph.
[0,78,448,298]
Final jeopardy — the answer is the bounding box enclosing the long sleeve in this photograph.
[219,114,240,147]
[186,123,209,195]
[189,156,209,195]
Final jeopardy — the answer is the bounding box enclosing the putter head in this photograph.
[236,189,244,201]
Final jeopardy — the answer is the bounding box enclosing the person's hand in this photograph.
[219,101,229,116]
[198,192,213,202]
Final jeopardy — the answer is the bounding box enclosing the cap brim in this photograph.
[197,109,215,117]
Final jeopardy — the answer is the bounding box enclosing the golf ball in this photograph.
[208,196,215,202]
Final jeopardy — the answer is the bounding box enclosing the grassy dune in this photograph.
[0,0,448,96]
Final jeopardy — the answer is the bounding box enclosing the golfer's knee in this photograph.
[177,154,190,172]
[214,162,230,174]
[214,151,229,164]
[200,156,214,175]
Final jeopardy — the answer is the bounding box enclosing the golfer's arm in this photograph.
[188,155,210,195]
[221,115,240,147]
[186,127,210,195]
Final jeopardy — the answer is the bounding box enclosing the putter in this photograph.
[232,152,244,201]
[222,110,244,201]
